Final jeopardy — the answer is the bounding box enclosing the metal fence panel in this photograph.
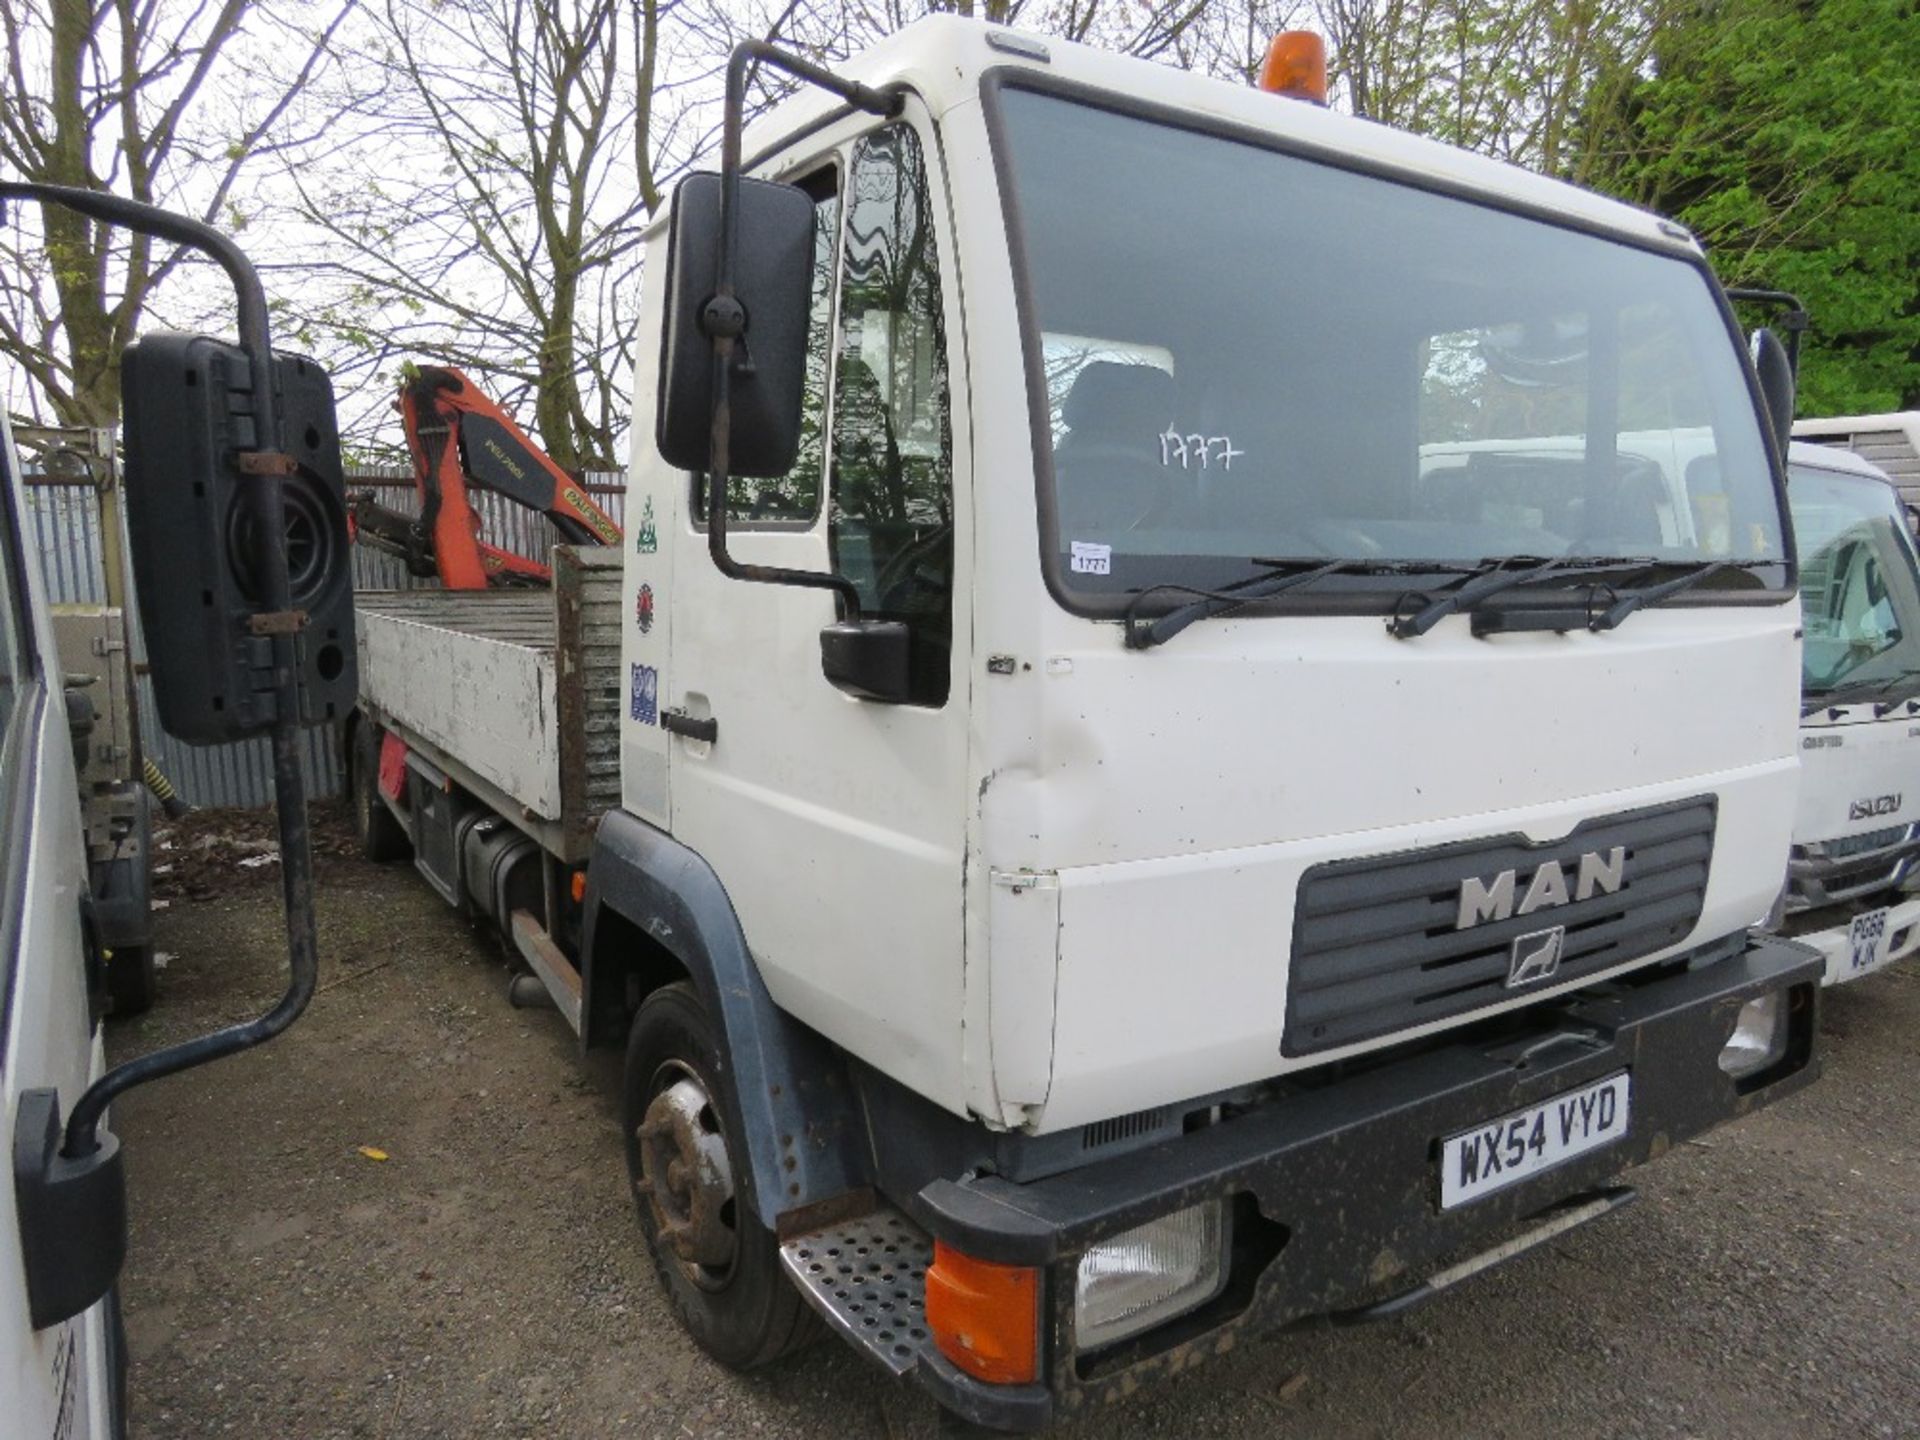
[25,483,108,605]
[23,465,625,810]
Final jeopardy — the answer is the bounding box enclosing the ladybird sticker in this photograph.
[636,582,655,635]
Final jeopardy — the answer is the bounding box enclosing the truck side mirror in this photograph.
[1749,326,1796,462]
[656,172,816,480]
[1,180,337,1333]
[121,337,356,743]
[820,620,912,703]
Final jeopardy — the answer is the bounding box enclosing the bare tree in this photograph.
[275,0,730,469]
[778,0,1224,63]
[0,0,356,426]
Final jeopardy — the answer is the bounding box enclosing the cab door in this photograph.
[0,417,117,1439]
[661,100,976,1115]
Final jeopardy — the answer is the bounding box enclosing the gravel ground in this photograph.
[114,811,1920,1439]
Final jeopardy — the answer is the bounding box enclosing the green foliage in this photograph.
[1582,0,1920,413]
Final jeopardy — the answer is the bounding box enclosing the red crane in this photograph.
[352,366,621,588]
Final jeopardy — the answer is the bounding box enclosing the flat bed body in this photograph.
[354,546,622,861]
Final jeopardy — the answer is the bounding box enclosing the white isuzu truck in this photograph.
[1780,440,1920,983]
[346,20,1821,1428]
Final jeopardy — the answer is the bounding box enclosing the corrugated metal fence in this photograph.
[23,465,626,809]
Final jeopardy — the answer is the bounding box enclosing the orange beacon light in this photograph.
[1259,31,1329,106]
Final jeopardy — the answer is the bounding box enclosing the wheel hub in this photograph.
[636,1071,736,1285]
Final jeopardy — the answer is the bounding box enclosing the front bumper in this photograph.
[792,934,1820,1430]
[1785,894,1920,985]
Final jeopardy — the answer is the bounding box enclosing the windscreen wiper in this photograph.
[1872,668,1920,718]
[1125,557,1464,650]
[1806,666,1920,718]
[1588,559,1775,631]
[1389,555,1655,639]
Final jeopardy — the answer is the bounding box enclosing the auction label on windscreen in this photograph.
[1069,541,1112,575]
[1439,1071,1631,1209]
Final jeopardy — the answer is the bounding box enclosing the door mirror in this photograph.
[657,172,816,480]
[121,338,356,742]
[1749,326,1796,462]
[820,620,912,703]
[1,182,337,1332]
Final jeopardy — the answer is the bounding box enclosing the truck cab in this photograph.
[625,20,1803,1133]
[1781,440,1920,982]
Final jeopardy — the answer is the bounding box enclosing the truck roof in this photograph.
[1793,411,1920,436]
[1787,437,1898,484]
[1790,413,1920,510]
[736,16,1697,258]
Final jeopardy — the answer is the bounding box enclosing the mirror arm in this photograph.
[703,42,902,621]
[1725,286,1809,374]
[0,184,276,407]
[1,185,319,1162]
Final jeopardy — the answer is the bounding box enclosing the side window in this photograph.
[828,122,954,708]
[0,457,25,742]
[0,444,33,925]
[695,170,840,527]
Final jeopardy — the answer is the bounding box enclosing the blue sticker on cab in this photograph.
[630,663,659,725]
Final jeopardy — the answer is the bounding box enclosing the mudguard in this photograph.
[581,807,872,1229]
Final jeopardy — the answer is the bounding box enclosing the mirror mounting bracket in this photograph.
[1726,286,1809,373]
[700,295,747,340]
[701,42,902,623]
[12,1089,124,1331]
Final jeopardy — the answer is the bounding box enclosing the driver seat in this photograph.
[1053,362,1177,542]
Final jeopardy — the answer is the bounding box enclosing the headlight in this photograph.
[1718,991,1789,1080]
[1073,1200,1228,1351]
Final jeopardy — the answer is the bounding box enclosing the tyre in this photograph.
[350,720,410,862]
[623,981,817,1369]
[106,944,157,1018]
[106,1285,129,1439]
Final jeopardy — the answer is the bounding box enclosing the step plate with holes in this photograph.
[779,1208,936,1377]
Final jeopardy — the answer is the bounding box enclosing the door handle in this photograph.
[661,708,717,744]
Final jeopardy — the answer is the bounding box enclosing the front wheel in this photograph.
[106,944,157,1017]
[623,981,816,1369]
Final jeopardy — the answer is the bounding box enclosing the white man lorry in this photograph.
[346,19,1822,1428]
[1780,440,1920,983]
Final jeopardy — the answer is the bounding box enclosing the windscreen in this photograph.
[1789,463,1920,702]
[993,89,1788,607]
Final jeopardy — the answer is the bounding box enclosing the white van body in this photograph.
[0,413,119,1438]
